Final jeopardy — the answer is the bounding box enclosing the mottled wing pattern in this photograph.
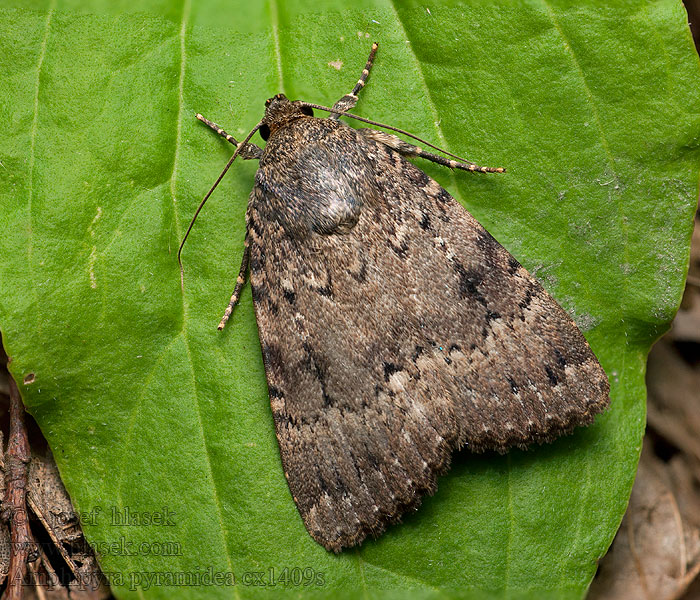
[247,119,609,552]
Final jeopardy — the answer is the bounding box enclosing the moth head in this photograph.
[260,94,314,141]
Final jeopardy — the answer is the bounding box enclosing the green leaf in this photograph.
[1,1,698,598]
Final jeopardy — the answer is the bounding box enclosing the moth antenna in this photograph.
[178,119,263,288]
[300,102,501,170]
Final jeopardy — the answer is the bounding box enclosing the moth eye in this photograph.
[301,106,314,117]
[259,124,271,141]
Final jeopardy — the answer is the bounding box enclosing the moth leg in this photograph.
[329,42,378,120]
[218,236,251,330]
[196,113,263,160]
[358,128,505,174]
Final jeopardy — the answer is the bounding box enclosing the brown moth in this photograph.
[180,43,610,552]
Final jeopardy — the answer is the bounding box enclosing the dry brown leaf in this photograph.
[25,452,110,598]
[588,443,700,600]
[646,341,700,464]
[0,392,110,598]
[674,280,700,344]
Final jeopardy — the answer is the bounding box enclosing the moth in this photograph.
[180,43,610,552]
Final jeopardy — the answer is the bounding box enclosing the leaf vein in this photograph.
[358,556,450,598]
[26,2,55,335]
[384,0,459,194]
[541,1,630,273]
[168,0,239,592]
[269,0,284,91]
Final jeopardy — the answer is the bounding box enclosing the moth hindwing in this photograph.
[187,43,610,553]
